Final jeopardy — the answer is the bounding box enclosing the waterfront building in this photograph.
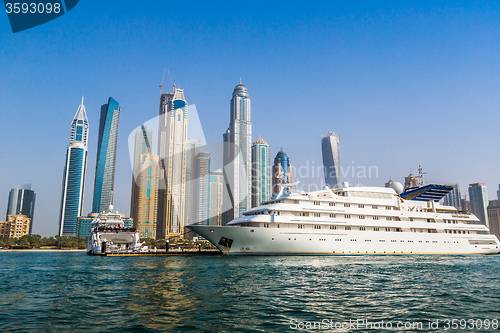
[487,200,500,240]
[442,184,462,210]
[497,184,500,200]
[58,98,89,237]
[251,138,271,207]
[222,82,252,224]
[321,132,341,189]
[468,183,489,227]
[272,150,293,197]
[6,185,36,235]
[194,152,210,225]
[384,179,393,188]
[0,215,31,238]
[130,153,159,239]
[157,88,188,239]
[404,173,419,190]
[185,139,201,228]
[130,127,158,238]
[209,172,224,226]
[461,196,470,212]
[92,97,121,214]
[77,212,132,239]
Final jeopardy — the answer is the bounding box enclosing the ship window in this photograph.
[359,215,365,219]
[360,227,366,231]
[345,226,351,230]
[344,203,350,207]
[345,214,351,219]
[313,213,321,217]
[314,201,320,205]
[386,228,390,232]
[298,224,304,229]
[329,202,335,206]
[329,214,335,218]
[372,205,378,209]
[330,226,336,230]
[373,216,379,220]
[386,206,391,210]
[386,217,392,221]
[314,225,321,229]
[374,228,379,231]
[409,218,413,222]
[359,204,364,208]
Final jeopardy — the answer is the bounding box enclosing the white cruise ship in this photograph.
[188,183,500,255]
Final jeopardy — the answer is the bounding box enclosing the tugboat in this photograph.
[87,205,148,255]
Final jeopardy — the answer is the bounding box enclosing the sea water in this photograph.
[0,252,498,332]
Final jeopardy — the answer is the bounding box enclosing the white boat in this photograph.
[188,183,500,255]
[87,206,148,255]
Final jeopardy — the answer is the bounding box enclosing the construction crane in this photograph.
[167,69,175,90]
[159,68,166,95]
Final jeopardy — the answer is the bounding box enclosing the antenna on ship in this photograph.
[418,165,427,186]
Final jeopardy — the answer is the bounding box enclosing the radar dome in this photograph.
[323,185,330,190]
[342,181,349,188]
[390,182,404,194]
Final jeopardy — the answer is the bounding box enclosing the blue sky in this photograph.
[1,1,499,236]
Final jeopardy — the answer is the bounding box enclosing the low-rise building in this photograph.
[0,214,31,238]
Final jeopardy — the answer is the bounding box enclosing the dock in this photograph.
[100,249,222,257]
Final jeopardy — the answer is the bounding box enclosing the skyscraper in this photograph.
[222,82,252,224]
[442,184,462,210]
[92,97,121,214]
[6,185,36,234]
[209,172,224,226]
[185,139,200,227]
[272,150,293,197]
[194,152,210,225]
[130,126,158,238]
[157,88,188,239]
[468,183,489,227]
[487,200,500,240]
[321,132,340,189]
[58,98,89,236]
[251,138,270,207]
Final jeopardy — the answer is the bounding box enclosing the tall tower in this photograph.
[130,126,158,238]
[92,97,121,213]
[442,184,462,210]
[222,82,252,224]
[185,139,201,228]
[195,152,210,225]
[209,172,224,226]
[157,88,188,239]
[468,183,489,227]
[321,132,341,189]
[272,150,293,197]
[7,185,36,235]
[251,138,271,207]
[58,98,89,236]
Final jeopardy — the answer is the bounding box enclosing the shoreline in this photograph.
[0,249,86,252]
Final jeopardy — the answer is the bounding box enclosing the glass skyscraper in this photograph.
[157,88,188,239]
[195,152,210,225]
[272,150,293,197]
[58,98,89,236]
[251,138,270,207]
[468,183,489,227]
[6,185,36,234]
[442,184,462,210]
[321,132,341,189]
[222,82,252,224]
[92,97,121,214]
[208,172,223,226]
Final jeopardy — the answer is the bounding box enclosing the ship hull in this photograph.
[188,225,500,255]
